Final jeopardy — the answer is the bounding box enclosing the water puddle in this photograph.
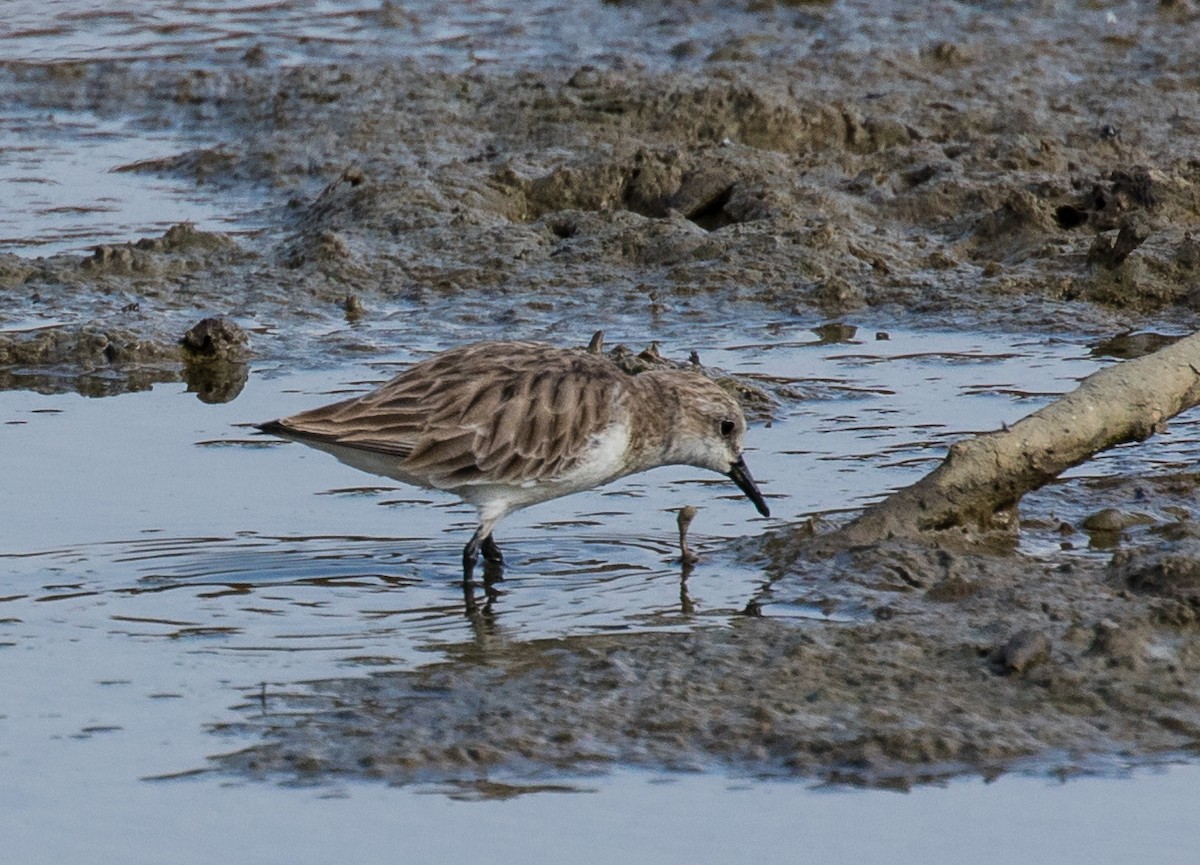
[0,0,805,69]
[0,106,263,256]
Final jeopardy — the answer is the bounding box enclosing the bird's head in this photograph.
[653,372,770,518]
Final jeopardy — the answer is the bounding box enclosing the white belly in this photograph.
[284,421,635,521]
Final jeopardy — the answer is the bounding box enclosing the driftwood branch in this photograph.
[823,330,1200,547]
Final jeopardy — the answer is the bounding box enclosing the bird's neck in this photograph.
[625,372,686,470]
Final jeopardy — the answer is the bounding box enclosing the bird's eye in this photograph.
[719,419,736,437]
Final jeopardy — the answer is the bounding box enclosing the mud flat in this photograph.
[5,1,1200,788]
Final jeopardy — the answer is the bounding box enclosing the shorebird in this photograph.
[256,337,770,582]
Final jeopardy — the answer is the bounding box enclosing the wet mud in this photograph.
[213,471,1200,789]
[7,2,1200,788]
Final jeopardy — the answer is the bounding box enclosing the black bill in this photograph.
[727,456,770,518]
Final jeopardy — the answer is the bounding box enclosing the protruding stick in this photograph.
[677,505,701,568]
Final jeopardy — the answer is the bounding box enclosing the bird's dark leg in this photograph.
[462,529,484,584]
[463,527,504,620]
[481,534,504,564]
[464,515,504,587]
[481,534,504,583]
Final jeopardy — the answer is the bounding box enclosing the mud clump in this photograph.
[180,316,251,403]
[83,222,243,277]
[1113,539,1200,605]
[0,322,181,396]
[991,629,1052,676]
[0,324,165,369]
[114,146,242,185]
[0,224,256,394]
[180,316,250,362]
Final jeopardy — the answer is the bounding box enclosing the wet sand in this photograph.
[5,1,1200,791]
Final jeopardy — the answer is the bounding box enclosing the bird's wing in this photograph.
[262,342,628,487]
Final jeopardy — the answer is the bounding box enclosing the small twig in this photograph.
[677,505,701,568]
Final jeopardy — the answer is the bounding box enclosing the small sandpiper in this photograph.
[256,336,770,582]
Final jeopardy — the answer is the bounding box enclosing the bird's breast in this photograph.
[550,420,634,492]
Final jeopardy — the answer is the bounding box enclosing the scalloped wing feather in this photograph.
[268,342,629,487]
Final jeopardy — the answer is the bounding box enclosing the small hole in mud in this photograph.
[686,186,734,232]
[1054,204,1088,229]
[549,220,578,239]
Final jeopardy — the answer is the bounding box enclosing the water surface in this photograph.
[5,322,1200,862]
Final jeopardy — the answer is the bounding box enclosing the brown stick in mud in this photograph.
[824,330,1200,546]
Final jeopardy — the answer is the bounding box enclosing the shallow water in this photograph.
[1,0,1125,71]
[3,758,1200,865]
[4,321,1200,862]
[0,324,1120,664]
[0,106,264,255]
[0,0,854,70]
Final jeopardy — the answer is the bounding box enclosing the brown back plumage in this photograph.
[264,341,629,487]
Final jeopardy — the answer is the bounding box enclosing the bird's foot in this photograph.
[463,532,504,589]
[481,534,504,564]
[482,557,504,583]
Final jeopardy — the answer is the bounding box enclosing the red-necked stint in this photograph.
[257,337,769,582]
